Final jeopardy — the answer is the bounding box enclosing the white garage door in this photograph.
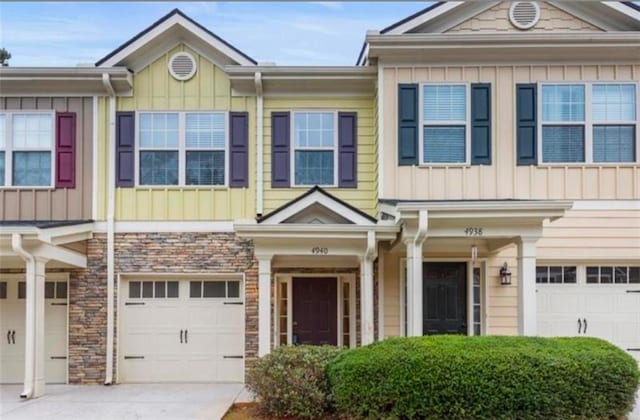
[120,279,244,383]
[0,278,68,384]
[537,265,640,362]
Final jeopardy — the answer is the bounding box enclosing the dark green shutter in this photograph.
[470,83,491,165]
[398,84,419,165]
[516,84,538,165]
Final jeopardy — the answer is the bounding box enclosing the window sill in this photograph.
[129,185,230,190]
[0,186,55,190]
[417,163,472,168]
[536,163,639,168]
[290,184,338,189]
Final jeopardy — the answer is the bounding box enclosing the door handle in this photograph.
[578,318,582,334]
[6,330,10,345]
[583,318,587,334]
[11,330,15,344]
[180,330,183,344]
[184,330,188,344]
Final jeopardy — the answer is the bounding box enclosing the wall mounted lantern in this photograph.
[500,262,512,285]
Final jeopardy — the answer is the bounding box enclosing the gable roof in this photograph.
[358,1,640,64]
[95,8,256,69]
[257,186,377,225]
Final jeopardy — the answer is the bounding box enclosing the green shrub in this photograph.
[327,336,639,419]
[247,345,343,419]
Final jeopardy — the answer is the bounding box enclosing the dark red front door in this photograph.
[292,277,337,345]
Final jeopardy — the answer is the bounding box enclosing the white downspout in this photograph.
[102,73,116,385]
[12,233,34,399]
[255,72,264,216]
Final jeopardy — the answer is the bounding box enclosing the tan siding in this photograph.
[446,2,603,33]
[538,209,640,261]
[0,97,93,221]
[382,251,402,337]
[382,64,640,201]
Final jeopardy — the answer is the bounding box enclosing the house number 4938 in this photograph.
[312,247,329,255]
[464,227,484,236]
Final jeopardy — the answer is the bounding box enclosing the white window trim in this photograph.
[418,83,471,167]
[0,111,56,189]
[134,110,229,188]
[290,110,339,188]
[537,81,640,166]
[536,263,640,286]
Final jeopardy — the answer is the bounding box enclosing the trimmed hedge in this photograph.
[327,336,640,419]
[247,345,343,419]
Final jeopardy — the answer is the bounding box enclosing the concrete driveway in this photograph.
[0,383,244,420]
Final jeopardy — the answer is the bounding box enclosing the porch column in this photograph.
[360,257,375,345]
[517,237,538,336]
[258,256,272,357]
[404,210,428,337]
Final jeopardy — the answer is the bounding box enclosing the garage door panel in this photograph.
[547,294,580,313]
[121,279,244,383]
[615,293,640,313]
[584,295,615,313]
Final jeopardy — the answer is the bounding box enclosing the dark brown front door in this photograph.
[423,263,467,335]
[292,277,337,345]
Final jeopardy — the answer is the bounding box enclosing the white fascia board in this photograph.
[571,200,640,211]
[235,223,399,240]
[258,191,375,226]
[384,2,464,35]
[36,223,94,245]
[602,1,640,22]
[98,15,255,68]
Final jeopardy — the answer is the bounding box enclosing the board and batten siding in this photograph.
[382,64,640,201]
[0,97,93,220]
[263,97,378,216]
[98,44,256,221]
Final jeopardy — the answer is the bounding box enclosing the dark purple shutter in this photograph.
[271,112,290,188]
[338,112,357,188]
[116,112,135,187]
[55,112,76,188]
[229,112,249,188]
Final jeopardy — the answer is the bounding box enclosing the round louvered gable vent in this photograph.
[168,52,196,81]
[509,2,540,30]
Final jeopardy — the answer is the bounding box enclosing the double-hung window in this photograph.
[293,111,337,186]
[421,84,469,164]
[0,112,54,187]
[138,111,227,186]
[539,83,638,163]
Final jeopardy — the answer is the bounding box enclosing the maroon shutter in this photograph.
[338,112,357,188]
[229,112,249,188]
[55,112,76,189]
[271,112,290,188]
[116,112,135,187]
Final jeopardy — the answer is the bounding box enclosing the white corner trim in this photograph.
[92,96,99,221]
[92,221,235,233]
[570,200,640,211]
[259,190,375,226]
[377,65,384,199]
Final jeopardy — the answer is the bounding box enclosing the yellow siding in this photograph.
[446,1,603,33]
[100,44,256,221]
[263,96,378,216]
[382,64,640,201]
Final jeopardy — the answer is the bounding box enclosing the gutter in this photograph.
[102,73,116,385]
[255,72,264,216]
[11,234,35,399]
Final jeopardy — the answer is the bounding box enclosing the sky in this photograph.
[0,2,428,67]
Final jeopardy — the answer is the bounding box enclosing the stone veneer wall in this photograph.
[112,232,259,377]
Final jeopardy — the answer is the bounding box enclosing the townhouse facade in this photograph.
[0,1,639,398]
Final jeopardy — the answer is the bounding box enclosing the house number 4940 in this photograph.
[464,227,484,236]
[312,247,329,255]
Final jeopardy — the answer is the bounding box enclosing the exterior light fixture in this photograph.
[500,263,512,285]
